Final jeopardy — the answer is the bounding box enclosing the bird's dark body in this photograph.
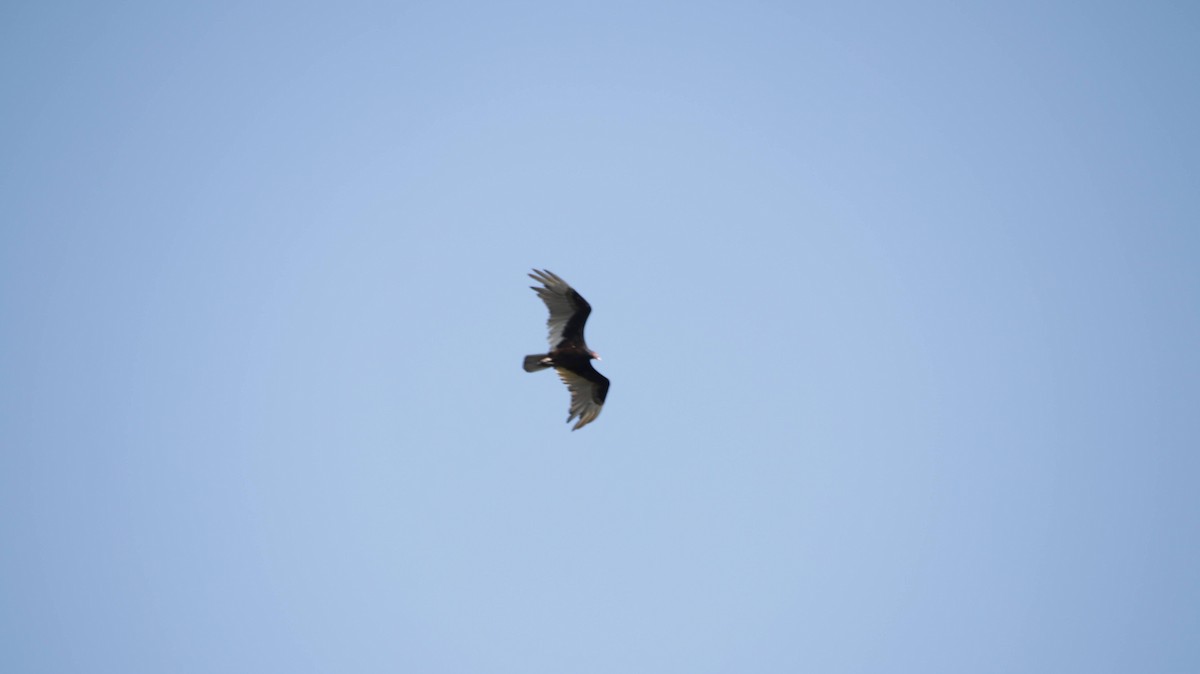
[523,269,610,430]
[547,350,609,403]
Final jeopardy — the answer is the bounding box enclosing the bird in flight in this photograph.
[523,269,610,430]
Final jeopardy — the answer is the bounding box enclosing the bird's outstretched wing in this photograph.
[555,363,610,431]
[530,269,592,350]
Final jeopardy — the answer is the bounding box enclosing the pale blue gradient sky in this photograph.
[2,2,1198,673]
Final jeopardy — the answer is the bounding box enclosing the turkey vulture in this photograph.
[523,269,610,430]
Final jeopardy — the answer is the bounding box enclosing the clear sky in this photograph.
[2,2,1197,672]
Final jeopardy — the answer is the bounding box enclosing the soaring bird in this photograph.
[523,269,610,430]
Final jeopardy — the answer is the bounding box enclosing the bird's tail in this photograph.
[523,354,553,372]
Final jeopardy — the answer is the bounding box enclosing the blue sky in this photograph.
[2,2,1197,672]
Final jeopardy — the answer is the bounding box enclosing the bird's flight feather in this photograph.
[529,268,592,350]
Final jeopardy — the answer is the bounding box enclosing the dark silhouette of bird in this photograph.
[523,269,610,430]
